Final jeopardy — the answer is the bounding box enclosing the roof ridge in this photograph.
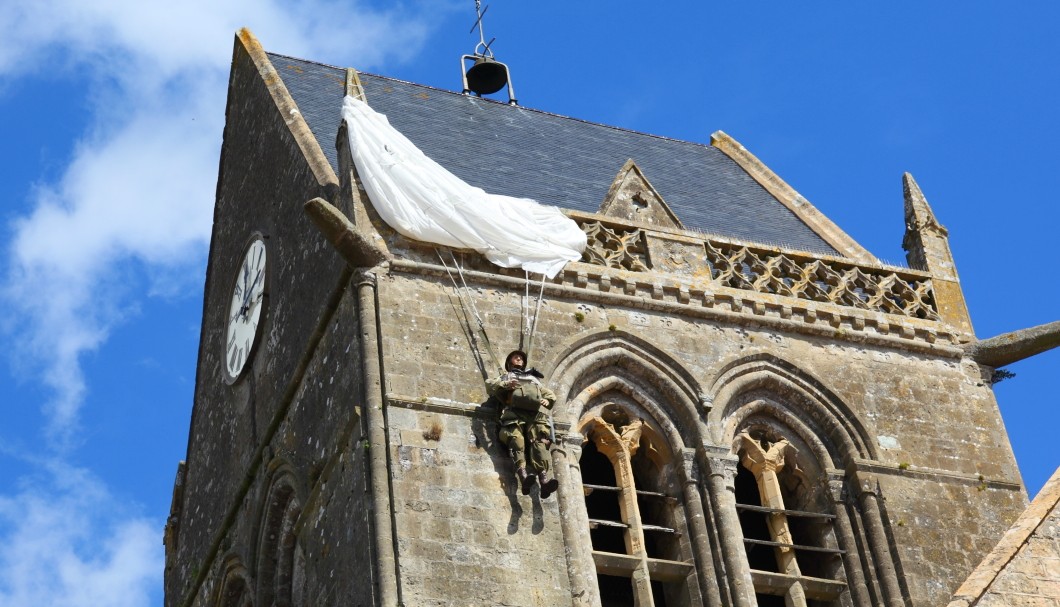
[265,51,717,152]
[267,49,841,256]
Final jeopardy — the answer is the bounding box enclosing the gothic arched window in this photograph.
[216,557,254,607]
[256,472,306,607]
[579,403,700,607]
[733,426,847,607]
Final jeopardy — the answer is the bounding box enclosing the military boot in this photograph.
[538,472,558,499]
[516,467,533,495]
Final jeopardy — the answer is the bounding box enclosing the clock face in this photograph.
[225,236,267,381]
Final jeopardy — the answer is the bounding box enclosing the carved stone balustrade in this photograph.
[574,214,939,323]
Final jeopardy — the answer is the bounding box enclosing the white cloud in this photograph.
[1,3,448,605]
[0,463,161,607]
[2,0,440,444]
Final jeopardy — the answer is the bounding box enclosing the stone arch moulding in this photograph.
[253,459,306,556]
[254,460,306,607]
[215,553,254,607]
[706,352,878,464]
[554,346,719,607]
[543,329,706,445]
[571,375,689,453]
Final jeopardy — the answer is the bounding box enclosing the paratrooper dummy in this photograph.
[487,350,559,498]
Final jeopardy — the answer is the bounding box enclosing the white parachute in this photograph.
[341,95,586,279]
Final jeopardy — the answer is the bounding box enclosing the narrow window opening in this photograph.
[788,516,834,580]
[642,524,678,561]
[598,574,636,607]
[257,483,302,607]
[756,592,786,607]
[219,576,251,607]
[736,464,779,573]
[650,580,671,607]
[736,428,848,607]
[581,404,697,607]
[632,452,680,562]
[591,520,628,554]
[780,472,843,585]
[583,439,619,486]
[787,512,815,548]
[582,440,627,553]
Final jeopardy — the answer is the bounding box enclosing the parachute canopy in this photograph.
[342,95,586,278]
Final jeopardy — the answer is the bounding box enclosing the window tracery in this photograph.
[581,221,650,272]
[733,427,847,607]
[579,403,699,607]
[574,217,939,320]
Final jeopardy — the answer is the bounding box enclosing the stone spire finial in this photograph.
[902,172,951,275]
[900,173,974,337]
[904,172,946,234]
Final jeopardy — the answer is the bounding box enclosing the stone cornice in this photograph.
[851,458,1023,492]
[387,257,964,359]
[386,394,492,417]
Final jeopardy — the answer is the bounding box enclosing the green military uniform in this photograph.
[487,351,559,498]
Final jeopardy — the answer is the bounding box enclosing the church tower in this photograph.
[164,29,1038,607]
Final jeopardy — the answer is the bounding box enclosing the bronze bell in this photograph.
[465,56,508,95]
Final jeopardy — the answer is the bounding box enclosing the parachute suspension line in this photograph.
[435,250,549,376]
[451,251,484,326]
[439,250,504,375]
[524,272,548,363]
[437,250,476,325]
[436,248,489,377]
[437,251,488,379]
[446,289,487,380]
[520,270,531,351]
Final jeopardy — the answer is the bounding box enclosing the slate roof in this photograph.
[269,52,840,255]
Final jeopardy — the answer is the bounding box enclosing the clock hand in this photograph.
[238,270,259,318]
[249,269,263,294]
[241,261,254,304]
[239,268,265,320]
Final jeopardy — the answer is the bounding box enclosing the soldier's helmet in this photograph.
[504,350,528,371]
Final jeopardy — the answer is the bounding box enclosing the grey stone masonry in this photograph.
[950,467,1060,607]
[167,29,1037,607]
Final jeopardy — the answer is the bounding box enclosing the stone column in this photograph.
[856,474,904,607]
[592,421,653,606]
[706,455,754,607]
[678,449,723,607]
[354,269,400,607]
[828,479,871,607]
[553,431,602,607]
[737,435,805,607]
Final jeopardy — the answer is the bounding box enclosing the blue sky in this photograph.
[1,2,1057,605]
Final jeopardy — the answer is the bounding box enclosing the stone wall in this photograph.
[169,283,375,607]
[374,250,1027,606]
[171,29,1034,607]
[165,35,366,606]
[376,272,574,606]
[949,468,1060,607]
[385,398,573,606]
